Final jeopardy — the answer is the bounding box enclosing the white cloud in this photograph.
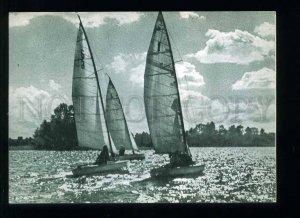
[107,52,147,85]
[9,12,52,27]
[176,61,205,91]
[9,85,51,110]
[174,62,209,128]
[9,12,144,28]
[49,79,61,91]
[232,67,276,90]
[186,29,275,65]
[9,85,51,137]
[9,85,69,138]
[179,12,205,20]
[129,63,146,85]
[254,22,275,38]
[109,54,129,74]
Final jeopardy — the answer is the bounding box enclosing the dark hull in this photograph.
[72,161,128,177]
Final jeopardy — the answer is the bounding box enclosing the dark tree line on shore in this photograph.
[32,103,79,150]
[186,122,275,147]
[9,137,34,147]
[134,122,275,147]
[9,104,275,150]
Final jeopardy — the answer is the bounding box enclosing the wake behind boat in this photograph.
[71,14,128,176]
[144,12,205,178]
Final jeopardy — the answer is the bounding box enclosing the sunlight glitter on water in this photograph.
[9,147,276,203]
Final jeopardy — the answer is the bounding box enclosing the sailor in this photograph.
[119,146,125,156]
[95,145,109,165]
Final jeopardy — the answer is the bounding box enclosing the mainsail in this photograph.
[72,16,116,153]
[106,78,139,152]
[144,12,190,155]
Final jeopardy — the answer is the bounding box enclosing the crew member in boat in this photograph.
[95,145,110,165]
[119,146,125,156]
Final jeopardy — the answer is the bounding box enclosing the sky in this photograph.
[9,12,276,138]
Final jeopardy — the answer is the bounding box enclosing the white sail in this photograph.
[106,78,138,152]
[144,12,190,155]
[72,21,115,151]
[109,130,118,154]
[96,91,118,153]
[129,132,139,151]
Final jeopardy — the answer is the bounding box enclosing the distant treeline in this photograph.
[132,122,275,147]
[9,103,275,150]
[135,122,275,147]
[186,122,275,147]
[9,137,33,147]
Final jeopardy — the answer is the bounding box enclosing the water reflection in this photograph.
[9,147,276,203]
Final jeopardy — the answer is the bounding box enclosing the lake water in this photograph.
[9,147,276,203]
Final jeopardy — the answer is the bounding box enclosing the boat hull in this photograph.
[72,161,128,177]
[112,153,145,161]
[150,164,205,178]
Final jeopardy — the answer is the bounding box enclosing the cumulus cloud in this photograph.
[107,52,147,85]
[179,12,205,20]
[109,55,129,74]
[254,22,275,38]
[232,67,276,90]
[129,63,146,85]
[175,61,205,98]
[9,12,144,28]
[173,62,209,128]
[9,12,53,27]
[176,62,205,87]
[9,85,51,137]
[9,85,69,138]
[186,29,275,65]
[49,79,62,91]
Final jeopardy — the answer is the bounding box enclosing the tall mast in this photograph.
[107,75,135,154]
[77,14,114,156]
[159,11,191,156]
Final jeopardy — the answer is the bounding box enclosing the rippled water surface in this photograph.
[9,147,276,203]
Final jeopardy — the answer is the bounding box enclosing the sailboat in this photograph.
[106,77,145,161]
[144,12,205,178]
[71,14,128,176]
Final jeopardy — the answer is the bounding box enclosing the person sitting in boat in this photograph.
[169,151,194,167]
[95,145,110,165]
[119,146,125,156]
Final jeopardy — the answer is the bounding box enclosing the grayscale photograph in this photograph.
[9,11,276,203]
